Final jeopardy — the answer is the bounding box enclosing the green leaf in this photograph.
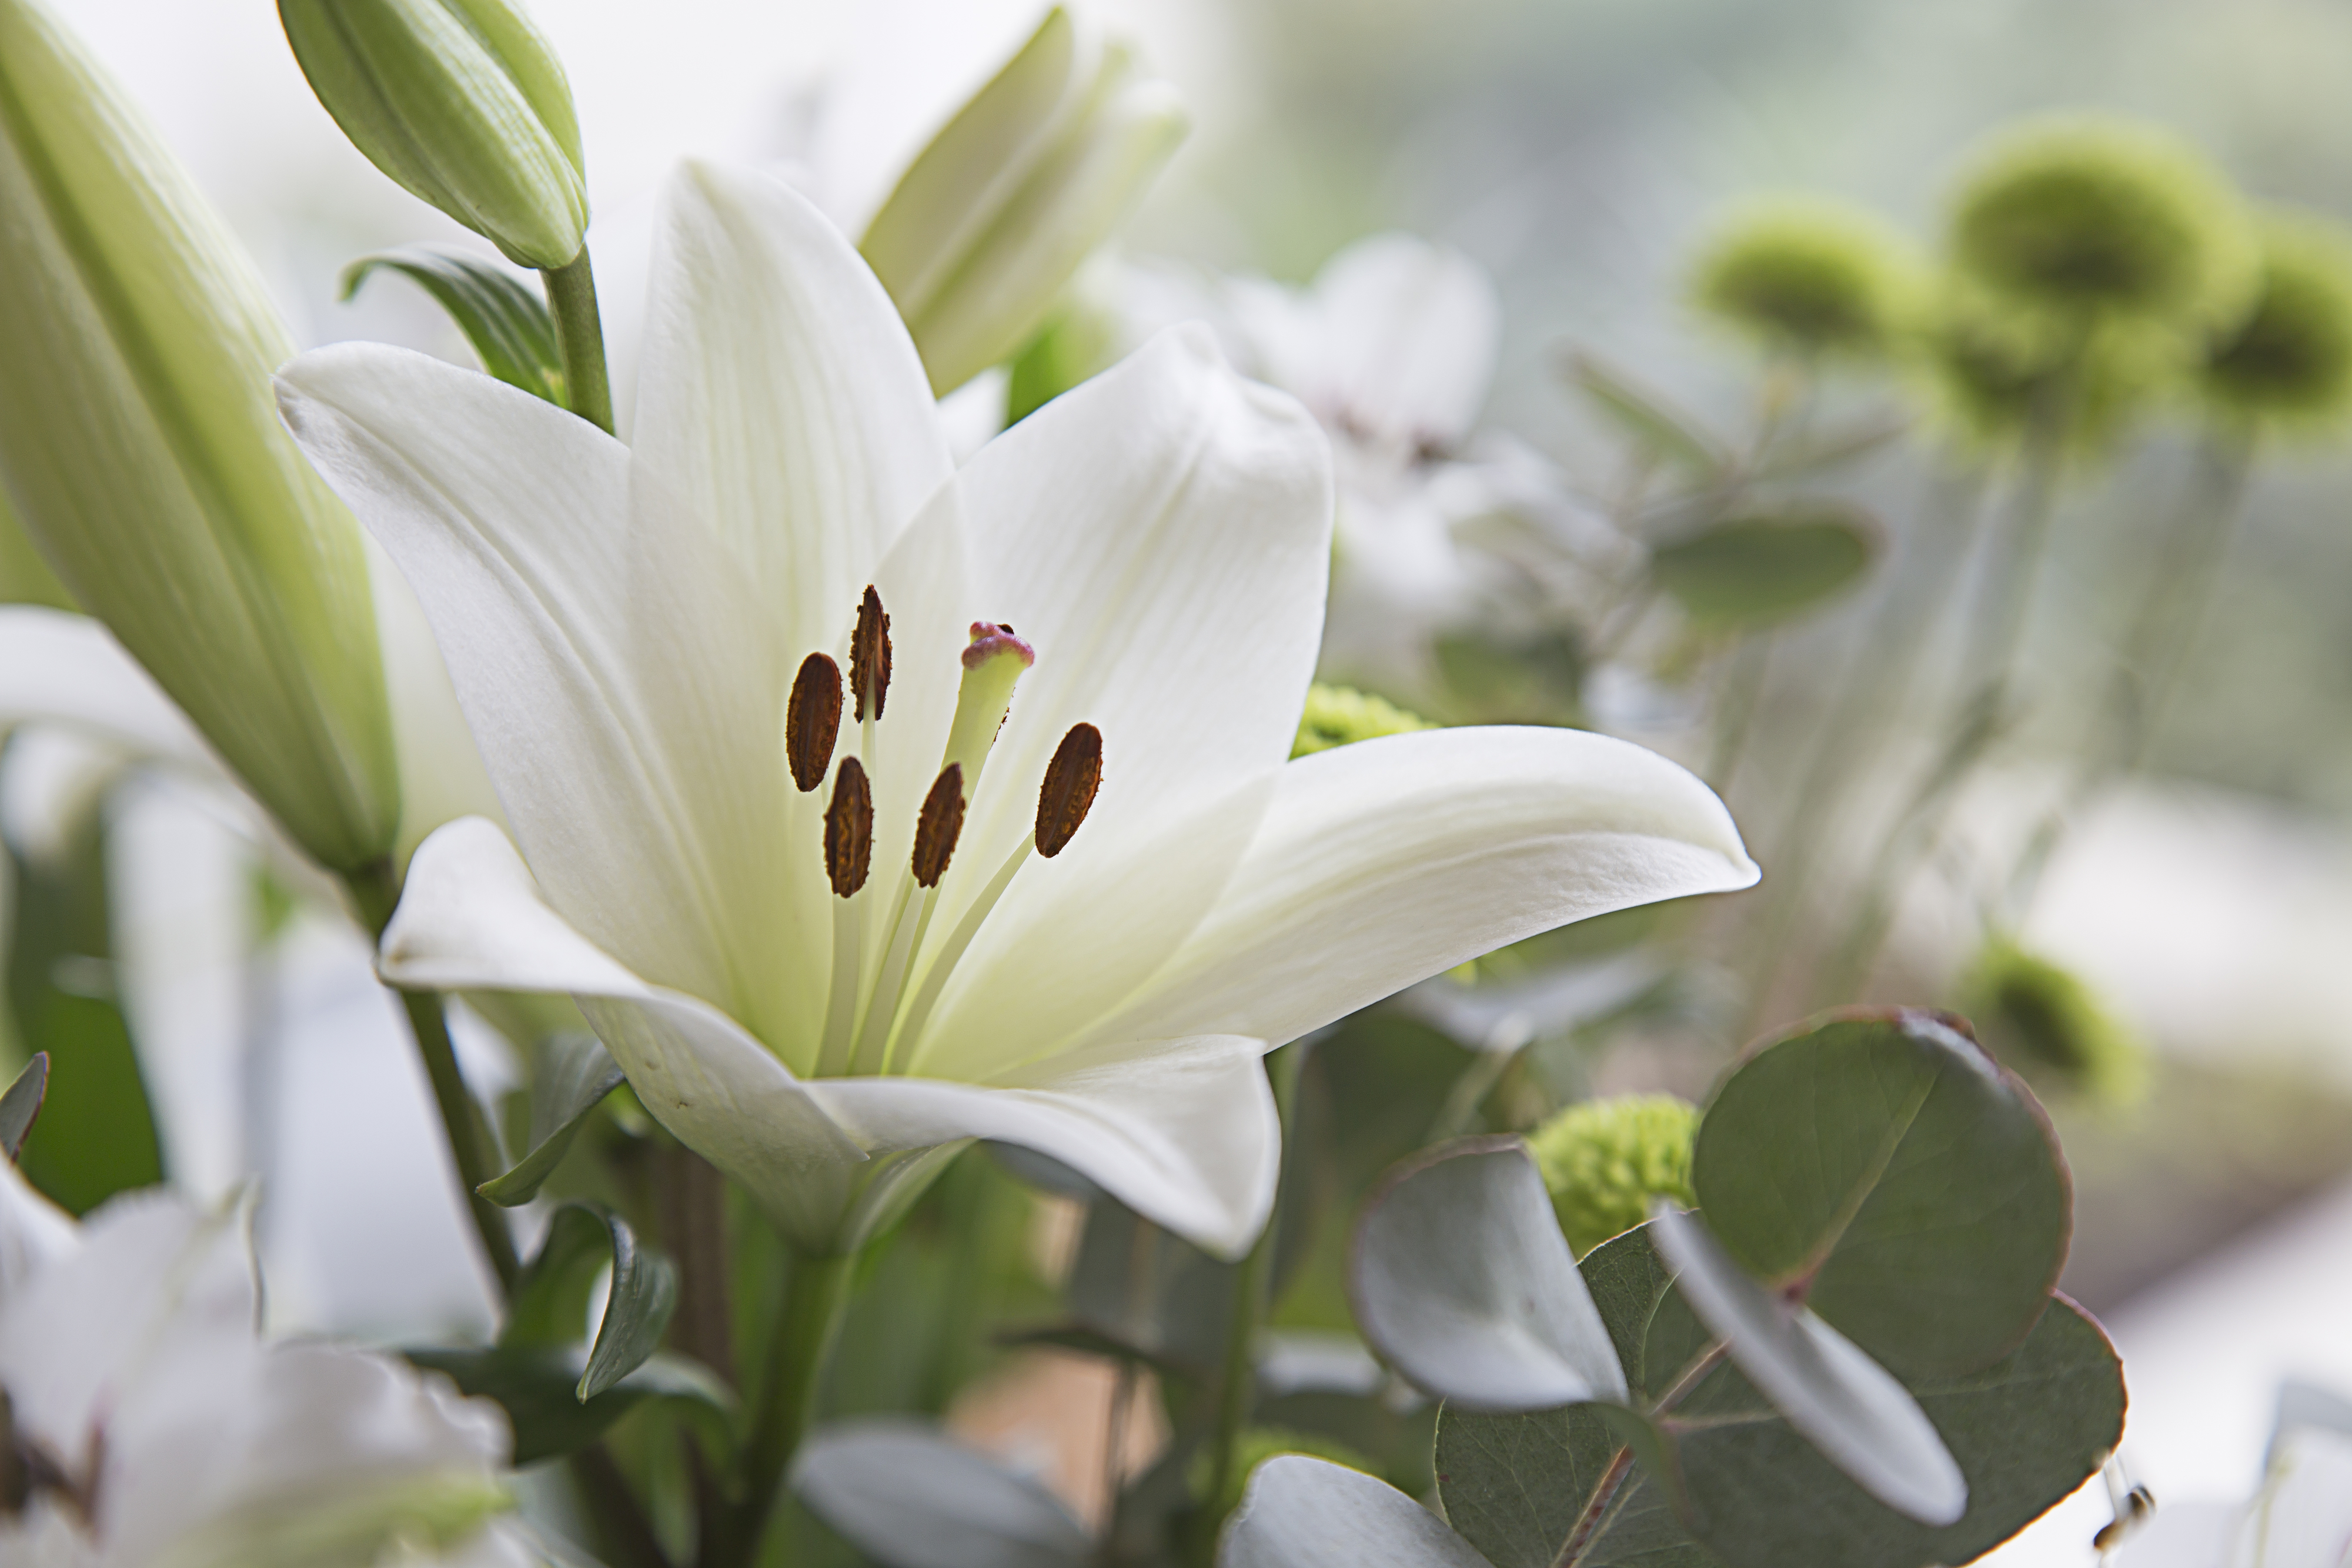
[402,1345,727,1466]
[503,1202,679,1401]
[1648,509,1877,630]
[478,1032,622,1206]
[1562,351,1726,475]
[1692,1009,2069,1376]
[0,1051,47,1159]
[341,248,567,406]
[1434,1399,1710,1568]
[1063,1195,1234,1373]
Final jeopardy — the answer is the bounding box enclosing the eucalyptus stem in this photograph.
[342,859,520,1297]
[542,249,614,436]
[709,1248,856,1568]
[1202,1042,1307,1530]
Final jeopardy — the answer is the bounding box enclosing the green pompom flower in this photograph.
[1947,115,2255,336]
[1690,194,1923,358]
[1915,278,2172,453]
[1960,935,2147,1104]
[2199,210,2352,430]
[1291,683,1436,758]
[1526,1094,1700,1257]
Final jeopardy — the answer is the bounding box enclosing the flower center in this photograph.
[784,590,1102,1078]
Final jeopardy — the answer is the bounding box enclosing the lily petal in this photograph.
[811,1034,1279,1259]
[1095,725,1759,1049]
[634,161,952,663]
[381,817,864,1248]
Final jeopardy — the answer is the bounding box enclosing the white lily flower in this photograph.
[0,1164,527,1567]
[275,161,1758,1259]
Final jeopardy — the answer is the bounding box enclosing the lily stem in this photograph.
[710,1248,857,1568]
[1202,1041,1307,1536]
[542,249,615,436]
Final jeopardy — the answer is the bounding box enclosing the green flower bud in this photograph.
[1915,278,2170,456]
[1526,1093,1699,1258]
[1191,1427,1379,1528]
[1947,115,2256,336]
[0,0,400,870]
[1291,683,1436,759]
[2199,210,2352,430]
[1690,194,1924,359]
[279,0,587,269]
[0,486,74,611]
[1959,936,2147,1104]
[861,7,1187,396]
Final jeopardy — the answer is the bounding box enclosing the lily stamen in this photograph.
[817,757,874,1077]
[786,653,843,793]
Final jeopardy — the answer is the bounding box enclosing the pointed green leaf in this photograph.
[1649,509,1878,630]
[477,1032,621,1206]
[342,247,567,407]
[0,1051,46,1159]
[503,1201,678,1402]
[402,1345,727,1466]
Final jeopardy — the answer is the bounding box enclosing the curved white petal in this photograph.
[810,1034,1278,1259]
[382,818,865,1248]
[366,533,506,863]
[1096,726,1759,1049]
[1307,233,1501,453]
[278,344,811,1039]
[1221,1456,1492,1568]
[0,1159,78,1295]
[634,161,951,663]
[0,604,215,767]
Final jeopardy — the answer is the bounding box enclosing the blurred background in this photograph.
[18,0,2352,1557]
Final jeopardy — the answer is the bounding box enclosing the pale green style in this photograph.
[0,0,400,872]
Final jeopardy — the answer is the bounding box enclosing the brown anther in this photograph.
[824,757,873,898]
[1035,723,1102,857]
[785,653,843,793]
[850,584,892,721]
[911,764,966,888]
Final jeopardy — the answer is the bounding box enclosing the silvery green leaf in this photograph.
[503,1202,677,1401]
[793,1419,1091,1568]
[1220,1455,1491,1568]
[342,248,566,407]
[1351,1138,1626,1410]
[0,1052,47,1160]
[477,1033,623,1207]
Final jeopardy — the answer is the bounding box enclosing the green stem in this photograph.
[342,860,521,1298]
[1202,1042,1307,1530]
[542,250,615,436]
[708,1249,857,1568]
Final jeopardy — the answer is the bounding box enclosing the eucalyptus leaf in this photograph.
[1562,351,1726,474]
[1648,1203,1966,1526]
[1221,1455,1491,1568]
[0,1051,47,1159]
[503,1202,678,1400]
[402,1345,727,1466]
[1064,1195,1234,1372]
[1434,1400,1710,1568]
[1350,1138,1626,1410]
[1692,1008,2069,1375]
[793,1419,1092,1568]
[479,1032,623,1207]
[1648,510,1877,629]
[341,247,567,406]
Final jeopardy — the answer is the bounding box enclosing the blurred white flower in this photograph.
[0,1164,527,1567]
[278,160,1756,1259]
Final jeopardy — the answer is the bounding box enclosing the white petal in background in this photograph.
[1220,1456,1493,1568]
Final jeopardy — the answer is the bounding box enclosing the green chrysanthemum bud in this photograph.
[279,0,587,269]
[1526,1093,1700,1258]
[1960,937,2147,1104]
[1690,194,1924,359]
[1290,683,1437,758]
[2199,210,2352,430]
[0,0,400,871]
[1916,279,2170,454]
[861,6,1186,396]
[1191,1427,1378,1527]
[1947,115,2255,336]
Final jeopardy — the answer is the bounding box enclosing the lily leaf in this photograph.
[793,1418,1093,1568]
[503,1201,678,1401]
[478,1032,623,1207]
[341,247,567,407]
[1649,509,1877,630]
[1691,1008,2069,1376]
[402,1344,727,1467]
[0,1051,47,1159]
[1562,350,1726,475]
[1350,1137,1626,1410]
[1222,1455,1492,1568]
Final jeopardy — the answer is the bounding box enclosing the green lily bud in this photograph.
[1526,1093,1700,1258]
[1690,193,1925,360]
[1960,936,2147,1104]
[0,0,400,870]
[2199,210,2352,432]
[0,486,74,611]
[279,0,587,270]
[1290,683,1436,759]
[861,6,1187,396]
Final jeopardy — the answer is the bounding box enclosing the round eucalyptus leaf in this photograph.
[1693,1009,2069,1375]
[1649,1205,1966,1526]
[1222,1456,1492,1568]
[1434,1399,1707,1568]
[793,1419,1093,1568]
[1351,1138,1628,1410]
[1649,510,1877,628]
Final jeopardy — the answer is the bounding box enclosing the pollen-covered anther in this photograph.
[785,653,844,792]
[1035,723,1102,857]
[850,584,892,721]
[911,764,967,888]
[824,757,873,898]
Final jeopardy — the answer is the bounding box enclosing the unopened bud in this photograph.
[786,653,843,793]
[279,0,588,269]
